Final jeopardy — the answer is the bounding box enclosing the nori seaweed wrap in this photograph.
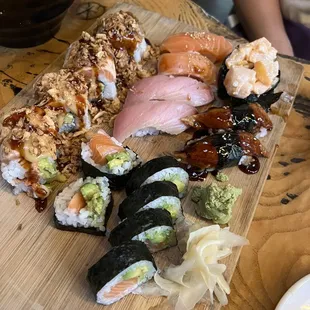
[87,240,157,305]
[118,181,182,221]
[125,156,189,198]
[109,208,177,253]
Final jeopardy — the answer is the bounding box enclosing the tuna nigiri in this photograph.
[158,52,217,85]
[113,101,196,142]
[125,75,214,108]
[160,32,233,63]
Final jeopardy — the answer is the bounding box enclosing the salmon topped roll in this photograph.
[160,32,233,63]
[87,241,157,305]
[158,52,217,84]
[54,176,112,235]
[63,32,117,101]
[81,129,141,189]
[218,37,282,105]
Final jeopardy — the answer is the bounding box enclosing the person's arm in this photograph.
[234,0,294,56]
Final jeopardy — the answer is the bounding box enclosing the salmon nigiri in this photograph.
[160,32,233,63]
[158,52,217,84]
[89,130,124,166]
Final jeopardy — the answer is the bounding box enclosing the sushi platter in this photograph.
[0,3,304,310]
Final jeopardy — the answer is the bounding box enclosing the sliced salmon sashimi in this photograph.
[158,52,218,85]
[160,32,233,63]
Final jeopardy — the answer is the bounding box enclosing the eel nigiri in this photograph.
[64,32,117,101]
[160,32,233,63]
[177,131,269,170]
[125,75,214,108]
[182,103,273,137]
[158,52,217,85]
[113,101,196,142]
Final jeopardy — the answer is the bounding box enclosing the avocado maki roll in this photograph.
[54,176,112,236]
[118,181,182,222]
[126,156,189,198]
[218,38,282,106]
[109,209,176,253]
[87,240,157,305]
[81,129,141,190]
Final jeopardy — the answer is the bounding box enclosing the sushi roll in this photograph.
[109,209,176,253]
[54,176,112,236]
[126,156,189,198]
[96,11,148,64]
[87,240,157,305]
[218,38,282,106]
[118,181,182,222]
[63,32,117,101]
[81,129,141,190]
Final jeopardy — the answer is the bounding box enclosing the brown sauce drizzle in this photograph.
[180,163,208,182]
[35,199,47,213]
[238,155,260,174]
[110,33,138,55]
[45,101,66,112]
[3,111,26,127]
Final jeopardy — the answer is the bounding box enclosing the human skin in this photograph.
[234,0,294,56]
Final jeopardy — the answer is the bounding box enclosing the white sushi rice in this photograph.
[255,127,268,138]
[54,177,111,231]
[133,127,160,138]
[140,196,182,221]
[133,38,148,63]
[97,260,156,305]
[81,142,141,175]
[142,167,189,198]
[1,160,27,187]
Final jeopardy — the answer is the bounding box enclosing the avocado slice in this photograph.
[122,266,149,281]
[106,151,131,170]
[80,183,104,216]
[145,228,172,244]
[164,175,185,193]
[38,157,58,181]
[162,204,177,219]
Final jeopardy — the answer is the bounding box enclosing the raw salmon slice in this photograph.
[68,192,86,212]
[158,52,217,85]
[103,277,138,299]
[89,132,124,165]
[160,32,233,63]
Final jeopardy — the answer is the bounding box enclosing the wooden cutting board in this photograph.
[0,3,304,310]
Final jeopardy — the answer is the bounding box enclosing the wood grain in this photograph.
[0,1,309,310]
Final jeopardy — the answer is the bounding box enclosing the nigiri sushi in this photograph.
[96,11,148,64]
[182,103,273,137]
[81,129,141,190]
[158,52,217,85]
[63,32,117,101]
[177,131,269,171]
[113,101,196,142]
[125,75,214,108]
[160,32,233,63]
[218,38,281,105]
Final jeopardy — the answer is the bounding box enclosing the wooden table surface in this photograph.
[0,1,309,309]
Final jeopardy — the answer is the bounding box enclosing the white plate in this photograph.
[276,274,310,310]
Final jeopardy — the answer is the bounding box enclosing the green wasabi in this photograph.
[192,183,242,224]
[215,172,229,182]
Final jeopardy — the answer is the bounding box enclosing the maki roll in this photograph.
[118,181,182,222]
[109,209,177,253]
[54,176,112,236]
[87,240,157,305]
[126,156,189,198]
[81,129,141,190]
[218,38,282,106]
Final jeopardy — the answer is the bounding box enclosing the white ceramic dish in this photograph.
[276,274,310,310]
